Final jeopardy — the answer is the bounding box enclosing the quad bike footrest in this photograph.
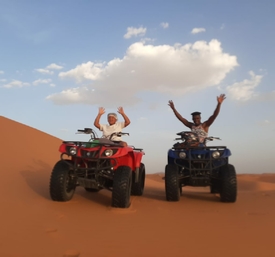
[188,177,210,187]
[77,177,99,189]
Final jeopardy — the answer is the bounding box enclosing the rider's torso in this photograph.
[191,124,208,143]
[100,122,124,141]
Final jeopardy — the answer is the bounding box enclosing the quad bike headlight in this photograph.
[179,152,186,159]
[69,147,77,155]
[212,151,220,159]
[104,149,113,157]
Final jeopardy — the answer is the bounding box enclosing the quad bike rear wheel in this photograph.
[49,160,76,201]
[112,166,132,208]
[165,164,180,201]
[131,163,146,196]
[219,164,237,202]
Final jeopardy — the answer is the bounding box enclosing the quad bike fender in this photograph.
[115,152,135,170]
[59,142,75,153]
[59,143,66,152]
[114,151,144,182]
[59,142,81,159]
[133,151,144,167]
[167,149,177,165]
[133,151,145,183]
[222,148,232,158]
[168,149,177,159]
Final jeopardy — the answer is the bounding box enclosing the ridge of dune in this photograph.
[0,115,62,169]
[0,115,61,141]
[0,115,62,203]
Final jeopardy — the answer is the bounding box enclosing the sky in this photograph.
[0,0,274,174]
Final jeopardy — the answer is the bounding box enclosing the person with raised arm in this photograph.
[94,106,131,146]
[168,94,226,144]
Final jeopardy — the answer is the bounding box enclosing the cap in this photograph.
[191,111,201,116]
[108,113,118,119]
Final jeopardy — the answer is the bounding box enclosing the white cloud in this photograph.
[46,63,63,70]
[33,78,52,86]
[50,83,56,87]
[46,87,89,104]
[0,70,4,74]
[3,80,30,88]
[35,63,63,75]
[191,28,206,34]
[160,22,169,29]
[220,24,225,30]
[47,39,238,107]
[226,71,262,101]
[0,79,7,82]
[124,26,147,39]
[35,68,54,75]
[58,61,104,83]
[140,37,156,44]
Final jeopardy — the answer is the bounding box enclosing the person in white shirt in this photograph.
[94,106,131,146]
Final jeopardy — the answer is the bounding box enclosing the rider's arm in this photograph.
[204,94,226,127]
[93,114,102,130]
[204,103,221,127]
[94,107,105,130]
[121,113,130,127]
[118,107,130,127]
[168,101,193,128]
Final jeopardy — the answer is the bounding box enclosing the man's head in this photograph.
[191,111,201,126]
[107,113,117,125]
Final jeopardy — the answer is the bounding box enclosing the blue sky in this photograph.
[1,0,274,174]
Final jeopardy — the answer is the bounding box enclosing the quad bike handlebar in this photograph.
[77,128,95,134]
[175,131,221,145]
[109,132,129,140]
[205,136,221,141]
[76,128,129,141]
[76,128,97,141]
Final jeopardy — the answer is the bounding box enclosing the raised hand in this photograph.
[168,100,175,109]
[98,107,105,115]
[117,106,125,115]
[217,94,226,104]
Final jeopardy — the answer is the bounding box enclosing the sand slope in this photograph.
[0,116,275,257]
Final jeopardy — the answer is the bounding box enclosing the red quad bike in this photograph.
[49,128,146,208]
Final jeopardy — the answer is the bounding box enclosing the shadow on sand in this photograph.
[21,159,112,207]
[76,187,112,207]
[20,159,53,200]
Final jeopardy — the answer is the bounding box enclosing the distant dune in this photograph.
[0,115,274,257]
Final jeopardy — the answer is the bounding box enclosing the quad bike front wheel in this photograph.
[49,160,76,201]
[131,163,146,196]
[165,164,180,201]
[112,166,132,208]
[219,164,237,202]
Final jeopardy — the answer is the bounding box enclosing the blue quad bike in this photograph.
[165,131,237,202]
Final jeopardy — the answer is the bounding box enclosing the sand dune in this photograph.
[0,115,275,257]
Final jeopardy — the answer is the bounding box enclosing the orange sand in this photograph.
[0,116,274,257]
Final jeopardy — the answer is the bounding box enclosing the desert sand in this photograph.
[0,115,275,257]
